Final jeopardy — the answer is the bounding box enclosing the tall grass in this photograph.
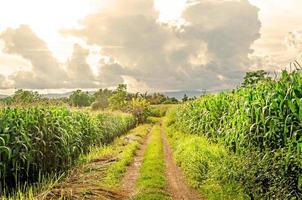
[170,70,302,199]
[0,107,136,193]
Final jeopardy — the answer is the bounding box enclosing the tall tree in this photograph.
[69,90,91,107]
[241,70,271,87]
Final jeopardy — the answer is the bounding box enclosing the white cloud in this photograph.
[66,0,260,91]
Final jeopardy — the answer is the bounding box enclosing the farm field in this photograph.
[2,0,302,199]
[1,70,302,200]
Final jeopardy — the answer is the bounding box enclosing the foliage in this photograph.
[182,94,188,102]
[0,108,136,192]
[127,98,151,123]
[149,105,173,118]
[164,118,247,200]
[109,84,128,111]
[141,93,179,105]
[91,100,108,111]
[241,70,271,88]
[91,89,113,110]
[169,70,302,199]
[69,90,92,107]
[3,90,42,106]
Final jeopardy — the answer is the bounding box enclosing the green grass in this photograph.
[134,125,171,200]
[102,124,152,186]
[0,173,65,200]
[163,118,247,200]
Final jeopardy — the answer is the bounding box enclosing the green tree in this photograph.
[10,89,42,104]
[109,84,128,110]
[69,90,91,107]
[91,89,113,110]
[241,70,271,87]
[182,94,188,102]
[91,98,109,111]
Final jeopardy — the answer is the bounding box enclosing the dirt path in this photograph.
[161,127,202,200]
[121,130,152,199]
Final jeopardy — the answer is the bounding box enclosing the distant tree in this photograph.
[69,90,91,107]
[241,70,271,87]
[9,89,42,104]
[188,96,197,101]
[182,94,188,102]
[91,89,113,110]
[91,98,110,111]
[162,97,179,104]
[109,84,128,110]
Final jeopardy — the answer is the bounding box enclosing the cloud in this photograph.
[66,0,261,91]
[0,74,11,89]
[0,0,261,91]
[0,26,98,89]
[0,25,67,89]
[66,44,96,88]
[285,30,302,50]
[97,62,125,87]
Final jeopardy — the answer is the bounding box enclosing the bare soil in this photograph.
[161,127,203,200]
[121,131,152,199]
[37,155,127,200]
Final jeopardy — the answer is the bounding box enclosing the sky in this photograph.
[0,0,301,94]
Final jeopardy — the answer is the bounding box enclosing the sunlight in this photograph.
[155,0,187,22]
[0,0,107,63]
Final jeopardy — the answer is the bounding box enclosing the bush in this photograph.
[127,98,151,123]
[91,100,108,111]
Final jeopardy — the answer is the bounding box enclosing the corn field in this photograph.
[0,107,136,192]
[172,70,302,199]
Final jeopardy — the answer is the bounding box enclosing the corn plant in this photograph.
[0,107,136,193]
[172,70,302,199]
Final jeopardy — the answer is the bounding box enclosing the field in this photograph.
[0,107,136,197]
[1,70,302,200]
[165,70,302,199]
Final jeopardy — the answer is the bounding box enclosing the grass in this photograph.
[0,173,65,200]
[163,118,248,200]
[101,124,152,186]
[134,125,171,200]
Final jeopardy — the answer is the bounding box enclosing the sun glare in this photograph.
[155,0,187,22]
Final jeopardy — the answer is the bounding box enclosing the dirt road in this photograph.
[161,127,202,200]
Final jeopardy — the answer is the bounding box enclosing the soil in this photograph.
[37,155,127,200]
[121,132,152,199]
[161,127,203,200]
